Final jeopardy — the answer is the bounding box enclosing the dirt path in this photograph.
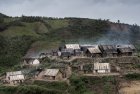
[84,73,120,77]
[119,81,140,94]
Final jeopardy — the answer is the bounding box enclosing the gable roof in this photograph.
[44,69,60,76]
[9,75,25,81]
[65,44,80,50]
[94,63,110,70]
[99,45,117,53]
[87,46,101,54]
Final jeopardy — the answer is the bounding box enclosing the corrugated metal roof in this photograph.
[6,71,22,77]
[65,44,80,50]
[94,63,110,70]
[87,46,101,53]
[9,75,24,81]
[100,45,117,53]
[44,69,60,76]
[117,45,135,50]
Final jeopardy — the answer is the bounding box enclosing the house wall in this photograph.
[44,76,55,80]
[10,80,24,85]
[118,52,133,57]
[44,72,63,80]
[32,59,40,65]
[93,69,110,73]
[55,72,63,80]
[86,51,102,58]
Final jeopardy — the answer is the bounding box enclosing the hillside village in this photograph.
[0,13,140,94]
[1,43,139,86]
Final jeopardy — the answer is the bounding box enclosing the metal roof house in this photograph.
[99,45,118,57]
[93,63,110,73]
[43,69,63,80]
[117,45,135,56]
[59,49,74,58]
[6,71,25,85]
[86,45,102,58]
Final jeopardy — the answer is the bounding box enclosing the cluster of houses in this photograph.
[4,62,111,85]
[2,43,136,85]
[58,44,136,58]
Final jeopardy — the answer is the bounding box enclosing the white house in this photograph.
[6,71,25,85]
[93,63,110,73]
[23,58,40,65]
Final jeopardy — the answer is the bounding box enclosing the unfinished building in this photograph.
[93,63,111,73]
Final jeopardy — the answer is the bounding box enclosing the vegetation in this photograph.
[125,73,140,80]
[0,13,140,94]
[0,85,63,94]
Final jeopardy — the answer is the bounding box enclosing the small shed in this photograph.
[99,45,118,57]
[93,63,110,73]
[43,69,63,80]
[86,46,102,57]
[6,71,25,85]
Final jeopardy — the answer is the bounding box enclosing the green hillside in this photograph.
[0,13,140,94]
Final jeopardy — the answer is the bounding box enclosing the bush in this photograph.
[33,80,68,91]
[125,73,140,80]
